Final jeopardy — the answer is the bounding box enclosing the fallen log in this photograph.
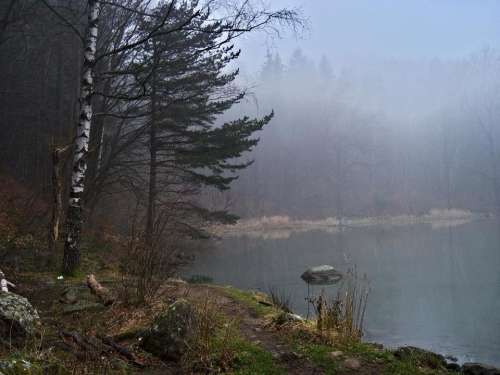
[100,335,145,368]
[59,328,146,368]
[86,274,114,305]
[60,330,98,352]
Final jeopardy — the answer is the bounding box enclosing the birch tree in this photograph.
[62,0,101,275]
[33,0,302,274]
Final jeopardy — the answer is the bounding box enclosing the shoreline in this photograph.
[209,209,488,239]
[220,283,500,372]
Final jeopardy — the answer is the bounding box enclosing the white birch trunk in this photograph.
[62,0,101,275]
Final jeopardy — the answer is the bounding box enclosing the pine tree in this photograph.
[128,2,273,239]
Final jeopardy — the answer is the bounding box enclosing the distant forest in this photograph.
[226,49,500,219]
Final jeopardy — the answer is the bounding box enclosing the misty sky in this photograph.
[237,0,500,71]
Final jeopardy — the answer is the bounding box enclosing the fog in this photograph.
[213,1,500,219]
[237,0,500,66]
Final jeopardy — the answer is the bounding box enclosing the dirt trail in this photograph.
[178,284,325,375]
[18,278,378,374]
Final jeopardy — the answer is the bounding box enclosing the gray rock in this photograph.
[343,358,361,370]
[329,350,344,359]
[62,301,104,314]
[141,299,196,361]
[301,265,342,285]
[285,313,304,322]
[59,286,105,314]
[59,287,79,304]
[0,292,40,340]
[463,362,500,375]
[273,311,304,326]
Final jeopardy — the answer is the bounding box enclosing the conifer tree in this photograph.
[129,1,273,239]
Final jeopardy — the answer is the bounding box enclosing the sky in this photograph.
[236,0,500,71]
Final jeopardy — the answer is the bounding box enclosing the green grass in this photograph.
[187,274,214,284]
[383,348,453,375]
[385,360,428,375]
[292,342,339,374]
[286,330,453,375]
[338,341,393,363]
[222,286,279,317]
[230,338,285,375]
[384,356,448,375]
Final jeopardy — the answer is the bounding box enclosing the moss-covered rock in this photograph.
[463,362,500,375]
[141,299,196,361]
[0,292,39,340]
[0,357,43,375]
[0,356,67,375]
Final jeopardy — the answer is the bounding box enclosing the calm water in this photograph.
[187,220,500,366]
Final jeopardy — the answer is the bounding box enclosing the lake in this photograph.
[187,219,500,366]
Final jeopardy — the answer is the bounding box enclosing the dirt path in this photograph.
[176,284,325,374]
[17,277,382,374]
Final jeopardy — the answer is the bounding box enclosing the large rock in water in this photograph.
[301,265,342,285]
[463,363,500,375]
[0,292,40,340]
[141,299,196,361]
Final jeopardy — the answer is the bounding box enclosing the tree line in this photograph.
[0,0,301,275]
[229,49,500,219]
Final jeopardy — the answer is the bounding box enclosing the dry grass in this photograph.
[308,267,370,345]
[268,287,293,313]
[208,209,478,239]
[181,293,238,373]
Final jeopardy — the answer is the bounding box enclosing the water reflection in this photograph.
[187,220,500,366]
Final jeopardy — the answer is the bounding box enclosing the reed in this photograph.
[268,286,293,313]
[308,266,370,344]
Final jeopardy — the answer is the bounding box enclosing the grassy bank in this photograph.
[219,284,459,375]
[1,270,464,375]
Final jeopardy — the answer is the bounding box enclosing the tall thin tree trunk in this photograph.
[146,46,159,243]
[0,0,16,46]
[62,0,100,275]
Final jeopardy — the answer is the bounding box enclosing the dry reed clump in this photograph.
[268,287,292,313]
[426,208,473,219]
[212,208,477,239]
[181,294,238,373]
[308,267,370,345]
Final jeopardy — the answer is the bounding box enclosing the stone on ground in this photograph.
[0,292,40,340]
[329,350,344,359]
[343,357,361,370]
[141,299,196,361]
